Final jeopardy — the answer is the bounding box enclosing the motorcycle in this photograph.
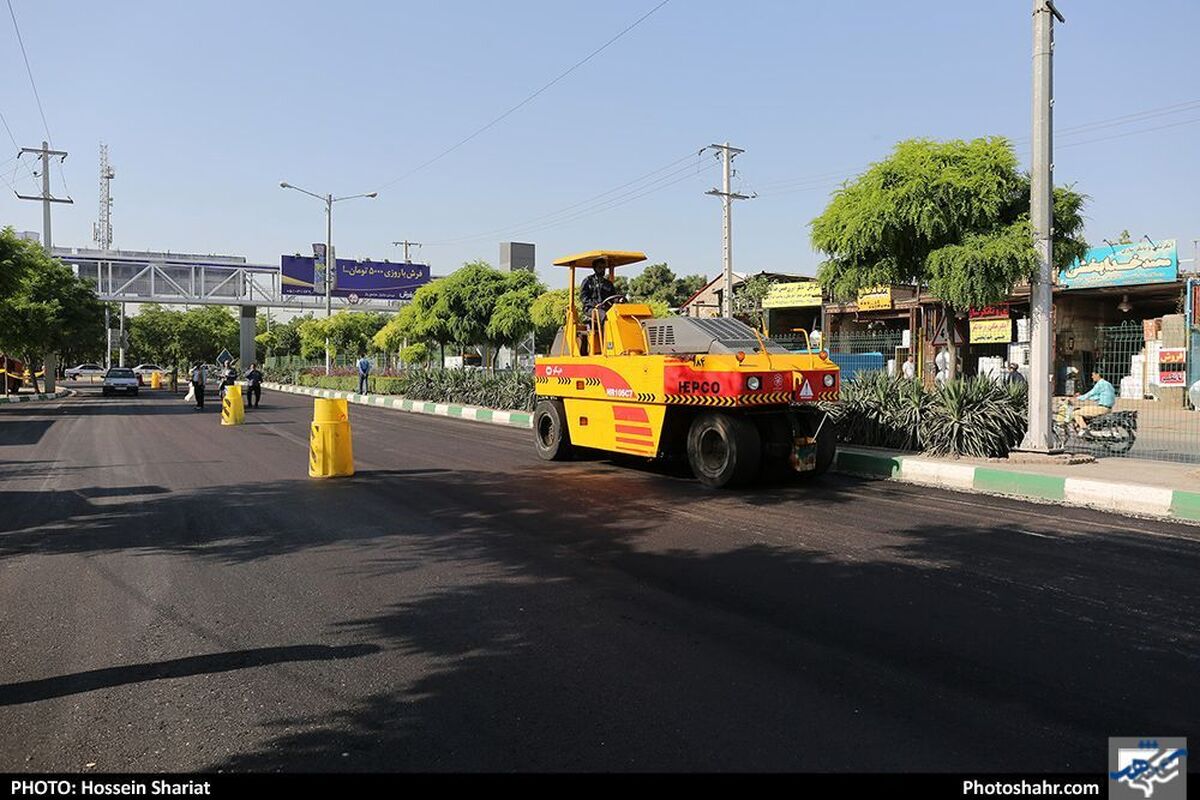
[1052,398,1137,455]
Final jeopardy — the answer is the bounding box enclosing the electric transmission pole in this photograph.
[392,240,422,262]
[705,143,752,318]
[16,140,72,250]
[1019,0,1065,453]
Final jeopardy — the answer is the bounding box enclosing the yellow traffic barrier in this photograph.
[309,398,354,478]
[221,384,245,426]
[150,372,162,389]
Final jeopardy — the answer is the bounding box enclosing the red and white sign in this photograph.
[1158,348,1187,386]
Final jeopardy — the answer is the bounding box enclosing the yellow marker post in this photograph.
[221,384,245,426]
[150,372,162,389]
[309,398,354,478]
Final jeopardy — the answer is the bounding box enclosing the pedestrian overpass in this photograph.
[52,246,401,368]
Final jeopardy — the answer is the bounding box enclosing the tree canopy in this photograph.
[811,137,1087,311]
[0,229,106,388]
[626,263,706,309]
[128,304,239,367]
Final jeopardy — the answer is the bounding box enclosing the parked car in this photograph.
[102,367,140,396]
[66,363,106,381]
[132,363,166,385]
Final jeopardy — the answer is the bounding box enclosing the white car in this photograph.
[132,363,166,385]
[66,363,106,381]
[102,367,140,396]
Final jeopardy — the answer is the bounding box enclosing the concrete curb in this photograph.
[264,382,1195,524]
[263,382,533,430]
[0,388,71,405]
[834,446,1199,525]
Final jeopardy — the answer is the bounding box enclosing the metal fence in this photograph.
[824,330,906,380]
[1058,322,1199,463]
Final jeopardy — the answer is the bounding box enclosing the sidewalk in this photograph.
[265,381,1199,525]
[836,446,1200,524]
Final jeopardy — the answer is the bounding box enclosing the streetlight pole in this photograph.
[280,182,377,375]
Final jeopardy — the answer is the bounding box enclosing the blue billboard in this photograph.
[1058,239,1178,290]
[281,255,431,301]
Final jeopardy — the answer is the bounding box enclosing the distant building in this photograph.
[679,271,799,318]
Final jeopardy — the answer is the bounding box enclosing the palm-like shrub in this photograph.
[921,376,1027,457]
[828,371,1027,457]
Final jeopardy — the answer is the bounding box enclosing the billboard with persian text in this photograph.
[280,255,431,301]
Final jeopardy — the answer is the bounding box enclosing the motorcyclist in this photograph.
[1073,370,1115,433]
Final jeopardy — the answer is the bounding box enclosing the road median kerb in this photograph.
[263,383,1196,526]
[0,388,72,405]
[837,445,1197,526]
[263,382,533,430]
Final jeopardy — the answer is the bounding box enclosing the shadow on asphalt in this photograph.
[0,420,55,447]
[0,644,382,706]
[2,455,1198,770]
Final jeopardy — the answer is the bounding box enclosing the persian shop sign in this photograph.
[969,318,1012,344]
[762,281,823,309]
[856,286,893,311]
[281,255,431,301]
[1059,239,1178,290]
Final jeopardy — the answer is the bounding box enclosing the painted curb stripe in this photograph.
[898,459,977,490]
[1064,478,1174,517]
[1169,491,1200,522]
[834,450,903,478]
[973,468,1066,501]
[265,382,534,429]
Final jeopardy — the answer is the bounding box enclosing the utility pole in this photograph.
[705,143,752,318]
[1020,0,1065,453]
[17,141,72,393]
[392,240,422,263]
[16,141,72,251]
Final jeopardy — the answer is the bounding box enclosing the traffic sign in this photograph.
[216,349,234,366]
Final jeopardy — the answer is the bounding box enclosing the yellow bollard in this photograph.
[150,372,162,389]
[309,398,354,478]
[221,384,245,426]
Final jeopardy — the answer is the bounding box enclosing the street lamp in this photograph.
[280,181,378,374]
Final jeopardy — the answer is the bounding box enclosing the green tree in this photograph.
[530,289,579,351]
[0,227,33,299]
[176,306,239,366]
[811,137,1087,376]
[400,341,432,367]
[320,311,390,360]
[0,234,106,392]
[487,270,546,360]
[733,275,773,331]
[626,262,707,309]
[129,303,183,366]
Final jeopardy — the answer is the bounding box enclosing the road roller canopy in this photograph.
[552,250,646,269]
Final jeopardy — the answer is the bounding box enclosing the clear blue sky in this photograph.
[2,0,1198,291]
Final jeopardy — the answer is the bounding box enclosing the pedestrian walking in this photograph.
[356,355,372,395]
[245,363,263,408]
[189,363,206,411]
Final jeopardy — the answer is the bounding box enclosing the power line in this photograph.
[427,151,705,245]
[0,106,39,185]
[6,0,68,196]
[373,0,672,193]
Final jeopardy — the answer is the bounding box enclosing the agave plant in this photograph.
[921,376,1027,458]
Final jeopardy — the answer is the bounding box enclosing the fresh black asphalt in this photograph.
[1,385,1196,772]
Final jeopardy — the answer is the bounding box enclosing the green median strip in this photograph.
[973,467,1066,501]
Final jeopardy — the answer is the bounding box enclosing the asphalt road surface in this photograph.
[1,385,1197,772]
